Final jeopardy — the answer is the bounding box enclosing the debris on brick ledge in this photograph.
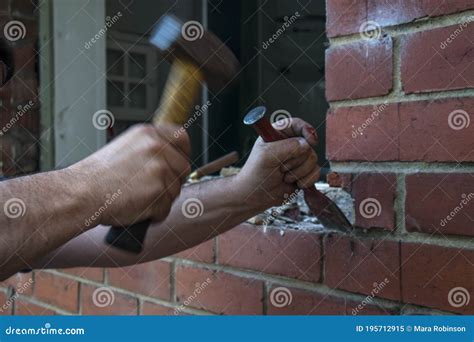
[187,166,355,233]
[246,184,354,233]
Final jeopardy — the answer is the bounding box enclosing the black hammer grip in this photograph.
[105,220,151,254]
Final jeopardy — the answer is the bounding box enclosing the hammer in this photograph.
[105,15,240,253]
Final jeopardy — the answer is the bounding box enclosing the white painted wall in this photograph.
[53,0,106,168]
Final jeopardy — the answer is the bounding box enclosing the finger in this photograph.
[155,124,191,158]
[262,137,312,165]
[296,167,320,189]
[272,117,318,146]
[280,152,316,173]
[160,145,191,183]
[152,169,180,222]
[284,160,317,184]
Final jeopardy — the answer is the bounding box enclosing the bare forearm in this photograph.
[0,168,94,280]
[36,175,270,268]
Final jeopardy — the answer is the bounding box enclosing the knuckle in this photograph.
[135,123,156,136]
[287,139,300,153]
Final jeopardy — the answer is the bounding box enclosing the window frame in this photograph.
[106,31,159,122]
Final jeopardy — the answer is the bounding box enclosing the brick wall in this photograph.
[1,1,473,316]
[0,0,39,176]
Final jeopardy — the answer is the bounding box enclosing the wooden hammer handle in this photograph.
[154,59,204,125]
[105,58,204,254]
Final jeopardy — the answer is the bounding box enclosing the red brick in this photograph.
[81,284,138,315]
[368,0,474,27]
[324,234,401,301]
[326,0,367,37]
[327,172,352,189]
[353,173,397,230]
[327,0,474,37]
[15,300,56,315]
[425,1,474,16]
[0,290,12,315]
[34,272,78,312]
[1,272,34,295]
[218,224,322,282]
[107,261,171,300]
[401,243,474,314]
[174,239,214,263]
[141,301,176,315]
[326,37,392,101]
[326,103,399,161]
[399,98,474,162]
[328,98,474,163]
[60,268,104,283]
[175,266,263,315]
[401,23,474,93]
[406,173,474,236]
[267,286,346,315]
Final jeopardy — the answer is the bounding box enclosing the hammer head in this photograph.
[150,15,240,90]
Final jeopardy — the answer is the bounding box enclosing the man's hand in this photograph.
[70,124,191,227]
[237,118,319,208]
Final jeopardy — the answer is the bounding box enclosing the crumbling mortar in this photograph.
[331,162,474,174]
[329,88,474,109]
[392,36,402,95]
[394,173,407,234]
[170,260,177,303]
